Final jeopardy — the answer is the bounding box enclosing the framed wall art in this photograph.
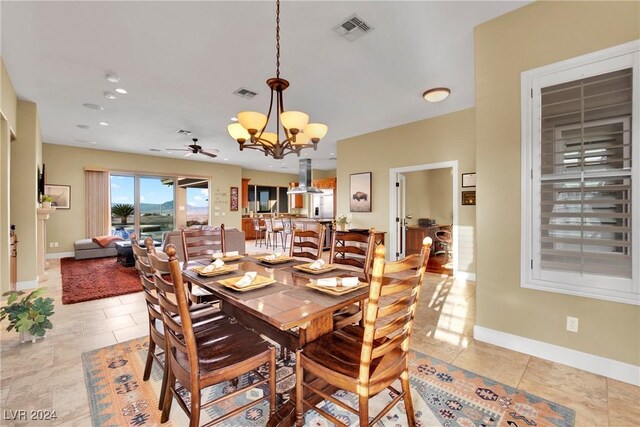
[462,191,476,206]
[462,172,476,188]
[350,172,372,212]
[230,186,239,211]
[44,184,71,209]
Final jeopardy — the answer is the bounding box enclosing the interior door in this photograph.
[395,173,406,260]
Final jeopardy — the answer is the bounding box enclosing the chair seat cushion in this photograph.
[175,322,271,374]
[302,330,403,381]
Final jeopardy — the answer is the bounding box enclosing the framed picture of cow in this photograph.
[350,172,372,212]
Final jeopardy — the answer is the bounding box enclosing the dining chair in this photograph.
[288,223,325,261]
[133,240,225,410]
[435,224,453,259]
[180,226,227,304]
[181,224,226,268]
[153,244,276,427]
[281,217,293,250]
[265,217,285,249]
[252,218,267,247]
[329,228,376,330]
[295,237,433,427]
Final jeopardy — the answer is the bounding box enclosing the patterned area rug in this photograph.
[61,257,141,304]
[82,338,575,426]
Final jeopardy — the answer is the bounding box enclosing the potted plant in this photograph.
[335,214,352,231]
[41,194,53,208]
[111,203,135,225]
[0,289,54,343]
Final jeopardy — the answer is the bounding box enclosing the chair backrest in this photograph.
[252,218,263,232]
[181,224,226,268]
[358,237,432,384]
[130,232,139,246]
[151,245,199,378]
[265,218,274,233]
[133,239,165,348]
[329,228,376,276]
[282,218,292,234]
[289,224,325,261]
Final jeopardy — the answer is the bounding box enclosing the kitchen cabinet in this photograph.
[242,218,257,239]
[289,182,304,209]
[241,178,251,209]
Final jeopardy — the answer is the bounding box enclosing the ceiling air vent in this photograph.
[149,148,161,152]
[335,14,373,41]
[176,129,192,136]
[233,87,258,99]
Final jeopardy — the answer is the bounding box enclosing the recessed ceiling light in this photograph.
[104,91,117,100]
[105,73,120,83]
[166,151,172,154]
[115,88,128,94]
[77,124,91,129]
[223,158,229,161]
[83,103,104,111]
[99,122,109,126]
[329,152,335,156]
[231,117,238,122]
[423,87,451,103]
[269,165,273,168]
[75,139,89,143]
[89,141,97,145]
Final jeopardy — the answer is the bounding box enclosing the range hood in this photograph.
[287,159,323,194]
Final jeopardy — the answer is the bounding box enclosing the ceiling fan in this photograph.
[167,138,218,158]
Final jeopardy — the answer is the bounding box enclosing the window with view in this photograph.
[521,41,639,304]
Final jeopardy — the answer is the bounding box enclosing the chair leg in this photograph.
[158,358,168,410]
[269,347,277,416]
[143,340,155,381]
[400,369,416,427]
[190,386,201,427]
[295,350,304,427]
[358,394,369,427]
[160,366,175,423]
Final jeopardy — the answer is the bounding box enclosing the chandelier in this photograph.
[227,0,328,159]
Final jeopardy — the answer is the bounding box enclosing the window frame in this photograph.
[521,40,640,305]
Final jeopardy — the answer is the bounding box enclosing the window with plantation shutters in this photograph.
[521,41,639,305]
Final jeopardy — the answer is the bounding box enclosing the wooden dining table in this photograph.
[182,255,370,352]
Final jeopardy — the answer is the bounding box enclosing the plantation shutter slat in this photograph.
[539,68,633,280]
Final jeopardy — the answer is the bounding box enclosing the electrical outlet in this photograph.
[566,316,579,333]
[49,242,54,248]
[54,242,59,247]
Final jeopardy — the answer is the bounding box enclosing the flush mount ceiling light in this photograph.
[114,88,128,94]
[105,73,120,83]
[104,91,117,100]
[99,122,109,126]
[227,0,328,159]
[423,87,451,103]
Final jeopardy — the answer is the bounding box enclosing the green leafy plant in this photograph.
[41,194,53,203]
[111,203,135,224]
[0,289,55,337]
[336,213,352,229]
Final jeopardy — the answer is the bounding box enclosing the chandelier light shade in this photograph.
[227,0,328,159]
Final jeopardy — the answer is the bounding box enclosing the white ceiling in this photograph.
[1,1,527,172]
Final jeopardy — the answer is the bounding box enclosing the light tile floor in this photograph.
[1,241,638,426]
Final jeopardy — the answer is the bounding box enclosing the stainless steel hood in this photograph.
[287,159,323,194]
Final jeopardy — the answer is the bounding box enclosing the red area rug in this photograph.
[61,257,141,304]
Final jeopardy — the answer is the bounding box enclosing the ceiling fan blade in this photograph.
[199,151,217,158]
[167,148,191,151]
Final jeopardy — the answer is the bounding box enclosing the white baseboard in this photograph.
[16,279,38,291]
[455,271,476,282]
[474,325,640,386]
[46,251,74,259]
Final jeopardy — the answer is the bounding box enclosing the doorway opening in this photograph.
[388,161,458,275]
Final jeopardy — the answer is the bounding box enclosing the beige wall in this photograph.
[337,108,476,274]
[405,168,453,227]
[475,1,640,365]
[1,59,17,133]
[313,169,336,179]
[241,168,298,187]
[1,58,18,292]
[43,144,243,254]
[11,101,40,285]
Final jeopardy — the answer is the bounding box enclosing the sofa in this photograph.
[161,227,246,262]
[74,239,118,260]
